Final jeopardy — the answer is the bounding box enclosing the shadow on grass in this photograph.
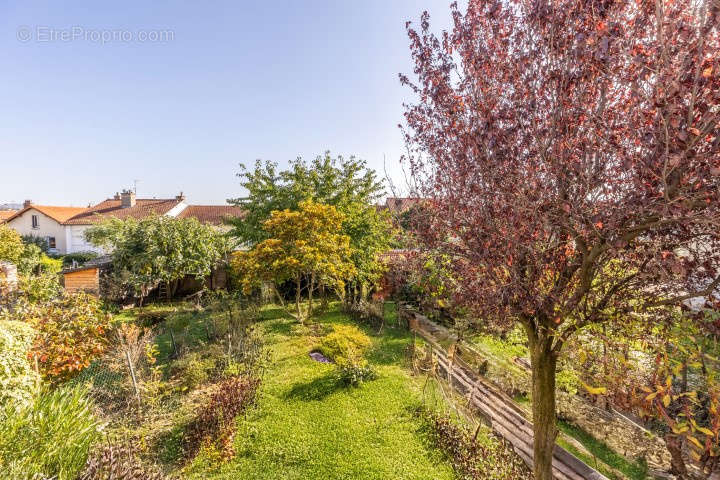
[284,372,343,401]
[155,423,185,465]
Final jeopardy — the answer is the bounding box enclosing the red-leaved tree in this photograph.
[401,1,719,478]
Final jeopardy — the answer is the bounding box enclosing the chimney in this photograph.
[120,189,136,208]
[175,191,186,201]
[23,200,32,208]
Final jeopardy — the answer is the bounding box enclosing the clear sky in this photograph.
[0,1,458,206]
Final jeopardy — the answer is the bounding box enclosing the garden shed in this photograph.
[61,256,112,294]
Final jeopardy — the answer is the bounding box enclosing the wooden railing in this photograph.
[403,305,608,480]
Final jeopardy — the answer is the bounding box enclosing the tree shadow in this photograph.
[283,372,343,401]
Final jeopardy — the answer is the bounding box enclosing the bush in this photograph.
[417,407,531,480]
[0,385,100,480]
[337,361,377,385]
[171,351,217,392]
[18,271,62,303]
[21,234,50,254]
[21,292,110,382]
[61,251,99,268]
[0,225,24,264]
[318,324,375,385]
[17,244,62,276]
[0,320,39,409]
[78,441,163,480]
[183,375,260,461]
[317,324,372,361]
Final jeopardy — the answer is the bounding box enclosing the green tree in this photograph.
[0,225,24,264]
[86,216,230,304]
[228,152,392,297]
[232,200,356,323]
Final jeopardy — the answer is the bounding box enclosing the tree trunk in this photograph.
[529,335,558,480]
[308,273,314,318]
[273,284,285,308]
[295,275,303,324]
[320,283,328,309]
[664,434,689,478]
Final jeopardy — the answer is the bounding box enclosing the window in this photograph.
[31,215,39,229]
[47,237,56,249]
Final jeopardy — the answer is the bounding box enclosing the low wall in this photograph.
[0,261,18,295]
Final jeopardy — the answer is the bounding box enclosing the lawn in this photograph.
[182,304,456,480]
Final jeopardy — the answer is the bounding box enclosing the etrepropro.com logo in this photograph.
[16,25,175,44]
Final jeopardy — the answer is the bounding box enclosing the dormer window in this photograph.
[31,215,39,229]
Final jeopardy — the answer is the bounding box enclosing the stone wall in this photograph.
[558,393,671,472]
[0,261,18,296]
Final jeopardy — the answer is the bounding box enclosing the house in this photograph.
[2,201,89,254]
[3,190,245,255]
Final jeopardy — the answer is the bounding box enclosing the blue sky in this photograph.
[0,1,457,206]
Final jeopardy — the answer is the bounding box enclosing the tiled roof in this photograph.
[177,205,246,225]
[64,198,182,225]
[5,205,88,224]
[0,210,16,222]
[383,197,422,214]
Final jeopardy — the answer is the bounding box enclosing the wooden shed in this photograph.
[61,256,112,295]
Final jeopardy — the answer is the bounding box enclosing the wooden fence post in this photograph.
[125,350,141,404]
[34,354,41,392]
[169,328,178,358]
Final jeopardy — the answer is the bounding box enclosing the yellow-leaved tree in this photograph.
[232,200,356,323]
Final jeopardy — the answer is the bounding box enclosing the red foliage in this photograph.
[401,1,719,478]
[183,375,260,461]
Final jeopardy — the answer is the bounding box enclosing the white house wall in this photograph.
[67,225,105,254]
[6,209,68,254]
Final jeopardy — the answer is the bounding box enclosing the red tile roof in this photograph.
[177,205,246,225]
[0,210,16,222]
[63,198,182,225]
[3,197,246,226]
[384,197,422,214]
[4,205,89,224]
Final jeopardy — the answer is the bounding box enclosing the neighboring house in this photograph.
[383,197,423,214]
[3,190,245,255]
[3,201,88,254]
[0,210,17,223]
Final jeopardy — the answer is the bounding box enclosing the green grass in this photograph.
[557,420,648,480]
[182,304,456,480]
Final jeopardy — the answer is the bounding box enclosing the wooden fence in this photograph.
[403,306,608,480]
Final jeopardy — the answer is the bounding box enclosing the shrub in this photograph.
[23,292,110,382]
[62,251,99,268]
[317,324,372,361]
[21,234,50,253]
[0,385,100,480]
[0,225,24,264]
[183,375,260,461]
[417,407,531,480]
[78,441,163,480]
[337,361,377,385]
[17,243,62,276]
[0,320,39,409]
[18,271,62,303]
[318,324,375,385]
[171,351,217,392]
